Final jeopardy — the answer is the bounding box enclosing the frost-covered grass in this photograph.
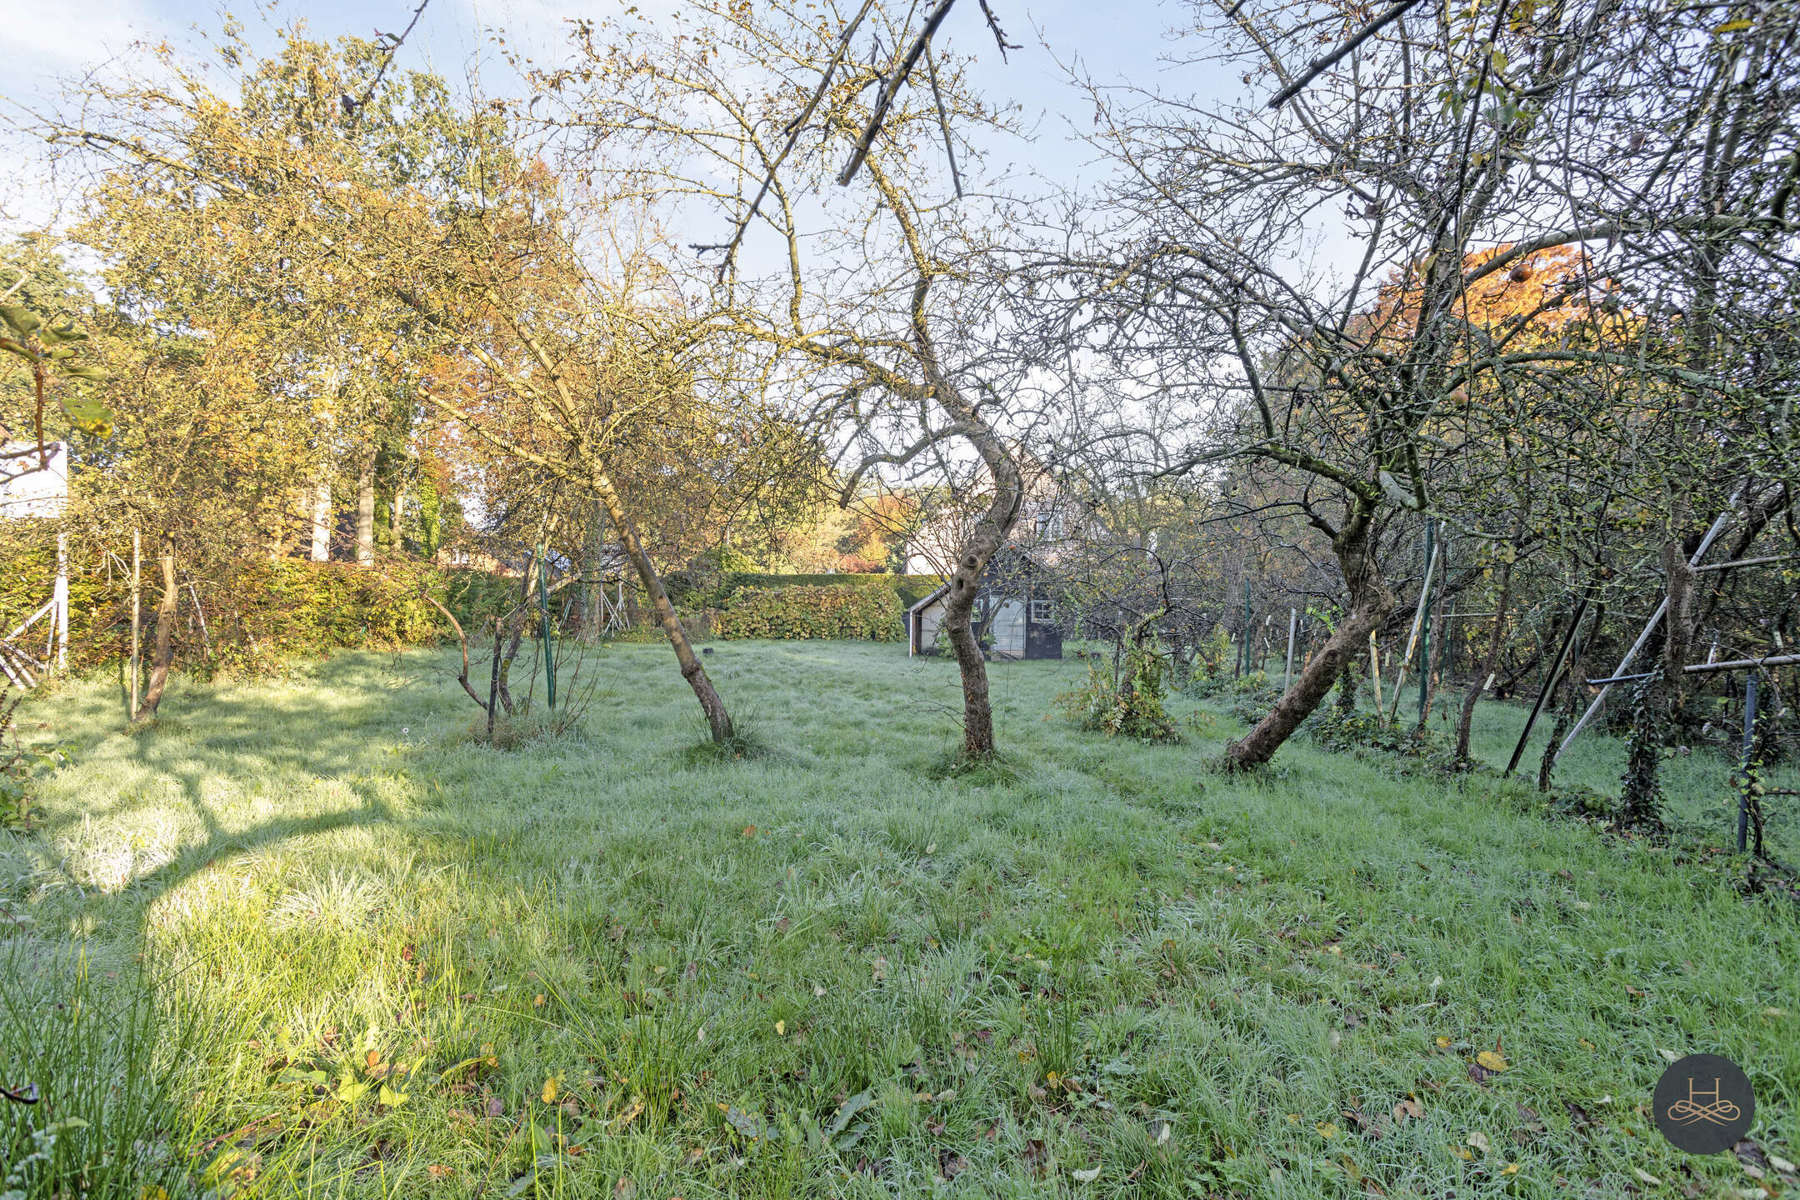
[2,641,1795,1198]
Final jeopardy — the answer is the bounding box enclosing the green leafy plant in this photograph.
[1058,643,1182,743]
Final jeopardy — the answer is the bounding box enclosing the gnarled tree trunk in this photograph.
[931,380,1024,761]
[141,534,180,717]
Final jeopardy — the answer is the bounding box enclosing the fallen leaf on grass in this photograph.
[716,1102,764,1140]
[1476,1048,1509,1073]
[1393,1098,1424,1123]
[937,1148,967,1180]
[1071,1165,1101,1183]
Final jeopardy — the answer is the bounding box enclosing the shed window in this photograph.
[1030,598,1053,623]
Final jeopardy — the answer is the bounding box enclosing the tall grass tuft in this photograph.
[1,945,202,1199]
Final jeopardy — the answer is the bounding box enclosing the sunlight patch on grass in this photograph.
[2,641,1796,1197]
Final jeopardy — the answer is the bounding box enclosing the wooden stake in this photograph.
[1368,631,1383,710]
[52,530,68,671]
[129,528,141,720]
[1284,607,1298,690]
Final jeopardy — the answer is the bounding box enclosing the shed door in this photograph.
[991,599,1027,658]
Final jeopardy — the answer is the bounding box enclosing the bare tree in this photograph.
[538,0,1047,759]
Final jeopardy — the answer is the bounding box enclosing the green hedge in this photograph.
[0,527,521,676]
[714,585,903,641]
[0,540,930,676]
[717,572,943,609]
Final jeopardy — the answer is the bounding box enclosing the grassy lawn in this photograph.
[3,640,1797,1198]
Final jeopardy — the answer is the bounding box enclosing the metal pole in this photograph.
[1387,536,1440,723]
[1284,607,1298,690]
[1737,672,1758,853]
[1504,593,1592,774]
[54,529,68,671]
[1555,502,1738,763]
[538,542,556,711]
[1418,522,1437,724]
[1587,653,1800,684]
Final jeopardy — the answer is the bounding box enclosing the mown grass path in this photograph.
[3,642,1796,1198]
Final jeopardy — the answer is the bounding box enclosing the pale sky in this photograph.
[0,0,1205,232]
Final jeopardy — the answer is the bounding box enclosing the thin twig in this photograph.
[838,0,961,186]
[343,0,432,117]
[924,40,964,198]
[698,0,877,278]
[1267,0,1425,109]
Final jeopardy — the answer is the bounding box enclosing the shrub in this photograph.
[715,585,902,640]
[1057,644,1182,743]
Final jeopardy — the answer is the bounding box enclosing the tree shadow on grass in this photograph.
[11,668,465,949]
[1,673,473,1196]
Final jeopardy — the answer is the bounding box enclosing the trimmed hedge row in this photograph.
[217,561,521,672]
[0,530,521,676]
[1,537,929,675]
[717,572,943,609]
[713,585,903,641]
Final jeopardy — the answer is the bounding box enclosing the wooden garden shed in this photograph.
[904,548,1062,660]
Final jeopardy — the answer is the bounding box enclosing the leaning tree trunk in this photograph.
[931,381,1025,761]
[1225,513,1394,769]
[591,468,733,744]
[140,534,180,718]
